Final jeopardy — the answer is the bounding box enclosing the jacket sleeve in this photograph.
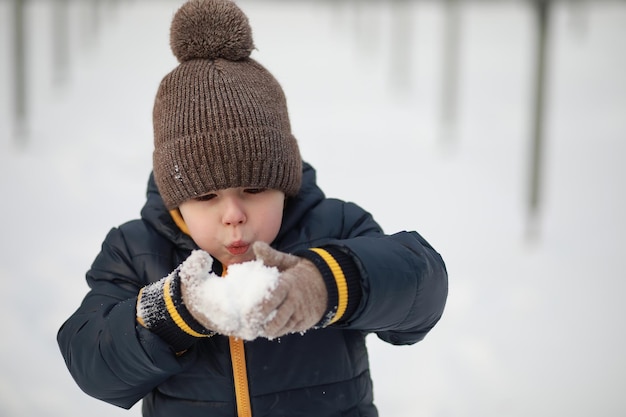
[57,227,194,409]
[325,202,448,346]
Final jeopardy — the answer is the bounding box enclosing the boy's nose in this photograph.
[222,197,246,225]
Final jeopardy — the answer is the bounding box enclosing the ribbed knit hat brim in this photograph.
[154,125,301,207]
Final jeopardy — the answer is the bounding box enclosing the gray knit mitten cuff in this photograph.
[137,271,213,352]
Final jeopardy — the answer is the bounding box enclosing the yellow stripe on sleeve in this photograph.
[309,248,348,324]
[163,276,209,338]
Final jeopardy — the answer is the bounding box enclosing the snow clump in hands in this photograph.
[180,250,280,341]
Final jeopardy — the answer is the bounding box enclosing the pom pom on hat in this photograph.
[170,0,254,63]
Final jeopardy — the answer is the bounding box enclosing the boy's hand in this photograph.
[253,242,328,339]
[179,250,238,336]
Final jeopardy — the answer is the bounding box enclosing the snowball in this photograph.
[191,258,280,341]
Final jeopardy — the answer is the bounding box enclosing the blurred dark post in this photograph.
[12,0,27,141]
[528,0,551,235]
[566,0,588,37]
[440,0,461,142]
[389,0,413,93]
[351,0,379,58]
[91,0,102,38]
[80,0,102,46]
[52,0,70,85]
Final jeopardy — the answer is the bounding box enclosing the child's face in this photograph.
[178,187,285,266]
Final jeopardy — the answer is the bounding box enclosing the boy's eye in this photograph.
[245,188,267,194]
[195,193,217,202]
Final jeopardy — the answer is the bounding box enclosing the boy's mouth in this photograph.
[226,241,249,255]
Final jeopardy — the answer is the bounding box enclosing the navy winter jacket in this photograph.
[57,163,448,416]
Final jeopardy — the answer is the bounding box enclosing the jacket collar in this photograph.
[141,173,198,251]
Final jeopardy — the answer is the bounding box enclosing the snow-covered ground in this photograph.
[1,1,625,416]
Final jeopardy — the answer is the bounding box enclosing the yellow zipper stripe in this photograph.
[167,211,253,414]
[222,268,252,417]
[229,336,252,417]
[310,248,348,324]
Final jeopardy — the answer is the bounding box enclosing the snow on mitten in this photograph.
[138,250,282,345]
[252,242,363,339]
[177,250,232,334]
[182,253,280,341]
[136,251,216,353]
[249,243,327,338]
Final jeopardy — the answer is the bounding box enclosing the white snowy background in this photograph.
[1,1,625,416]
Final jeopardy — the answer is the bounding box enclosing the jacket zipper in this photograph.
[170,213,253,415]
[229,336,252,416]
[222,268,252,417]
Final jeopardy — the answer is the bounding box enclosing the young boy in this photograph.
[57,1,448,416]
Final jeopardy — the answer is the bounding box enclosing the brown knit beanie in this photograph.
[153,0,302,209]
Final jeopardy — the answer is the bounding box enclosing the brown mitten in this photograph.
[177,250,235,334]
[253,242,328,338]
